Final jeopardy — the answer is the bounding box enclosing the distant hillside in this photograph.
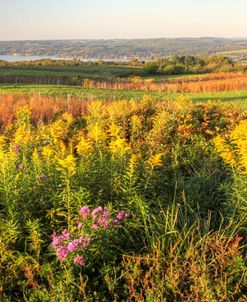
[0,38,247,61]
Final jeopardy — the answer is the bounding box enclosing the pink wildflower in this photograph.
[98,216,110,229]
[51,233,60,249]
[79,234,91,248]
[77,222,83,229]
[61,229,70,240]
[118,210,129,220]
[73,255,85,266]
[92,206,103,217]
[79,206,91,217]
[67,239,79,252]
[56,244,68,261]
[92,206,111,229]
[114,210,129,224]
[92,223,98,230]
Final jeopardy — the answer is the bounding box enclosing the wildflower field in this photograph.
[0,93,246,301]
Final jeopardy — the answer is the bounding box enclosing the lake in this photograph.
[0,55,133,62]
[0,55,72,62]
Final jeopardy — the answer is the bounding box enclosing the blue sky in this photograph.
[1,0,246,40]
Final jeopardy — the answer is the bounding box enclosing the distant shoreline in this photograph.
[1,37,246,62]
[0,55,135,63]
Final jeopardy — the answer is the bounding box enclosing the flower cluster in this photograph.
[114,210,130,225]
[51,229,91,265]
[78,206,129,230]
[213,120,247,173]
[51,206,129,266]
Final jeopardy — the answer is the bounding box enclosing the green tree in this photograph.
[143,61,159,74]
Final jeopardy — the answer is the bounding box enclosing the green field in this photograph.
[0,65,142,80]
[1,84,247,106]
[0,64,207,81]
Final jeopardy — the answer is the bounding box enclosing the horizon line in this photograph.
[1,36,247,43]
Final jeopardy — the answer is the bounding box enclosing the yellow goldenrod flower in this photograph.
[230,120,247,172]
[147,153,164,169]
[127,154,139,176]
[213,120,247,173]
[42,145,55,161]
[49,120,68,142]
[16,105,32,120]
[175,96,193,110]
[14,126,33,146]
[213,136,236,167]
[108,123,124,138]
[76,135,93,156]
[88,123,107,144]
[131,114,143,135]
[0,135,6,149]
[109,137,130,156]
[57,155,77,177]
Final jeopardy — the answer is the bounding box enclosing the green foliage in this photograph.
[158,55,241,74]
[143,55,244,75]
[143,62,159,74]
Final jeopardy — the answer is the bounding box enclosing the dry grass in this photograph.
[83,72,247,93]
[0,94,87,126]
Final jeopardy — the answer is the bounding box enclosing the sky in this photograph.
[0,0,247,41]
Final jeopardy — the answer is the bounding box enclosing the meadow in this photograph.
[1,84,247,107]
[0,64,142,80]
[0,61,247,301]
[0,93,246,301]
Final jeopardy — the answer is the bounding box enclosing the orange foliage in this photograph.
[83,72,247,93]
[0,94,87,126]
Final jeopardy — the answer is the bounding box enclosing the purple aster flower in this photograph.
[51,233,60,249]
[79,234,91,248]
[56,244,68,261]
[79,206,91,217]
[73,255,85,266]
[117,210,129,220]
[98,216,110,229]
[113,219,119,225]
[61,229,70,240]
[67,239,79,252]
[92,223,98,230]
[77,222,83,229]
[92,206,103,216]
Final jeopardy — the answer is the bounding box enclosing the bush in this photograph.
[143,61,159,74]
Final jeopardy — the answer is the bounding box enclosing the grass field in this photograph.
[1,84,247,106]
[0,65,142,80]
[0,65,203,81]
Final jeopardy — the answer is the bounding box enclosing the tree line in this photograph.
[143,55,247,74]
